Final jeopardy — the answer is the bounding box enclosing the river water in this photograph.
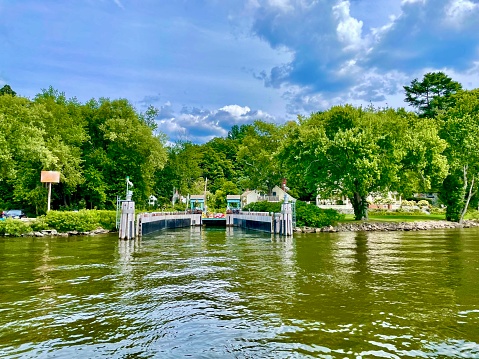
[1,227,479,358]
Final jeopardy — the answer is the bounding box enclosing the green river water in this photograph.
[1,227,479,358]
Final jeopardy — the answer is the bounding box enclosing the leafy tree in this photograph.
[279,105,447,220]
[154,141,203,200]
[0,84,16,96]
[0,95,57,214]
[139,105,159,131]
[404,72,462,117]
[236,120,284,193]
[227,124,253,141]
[33,87,86,208]
[438,89,479,222]
[199,144,235,193]
[210,180,239,210]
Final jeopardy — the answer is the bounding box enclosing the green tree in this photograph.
[236,120,284,193]
[280,105,448,220]
[33,87,86,209]
[404,72,462,118]
[80,98,167,209]
[0,84,16,96]
[154,141,203,201]
[0,95,57,214]
[438,89,479,222]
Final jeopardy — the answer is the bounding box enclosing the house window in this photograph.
[273,192,276,196]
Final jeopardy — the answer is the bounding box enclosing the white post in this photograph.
[281,195,293,236]
[47,182,52,212]
[119,200,135,240]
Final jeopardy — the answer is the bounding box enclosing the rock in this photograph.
[34,232,44,237]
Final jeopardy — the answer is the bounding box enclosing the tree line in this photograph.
[0,72,477,222]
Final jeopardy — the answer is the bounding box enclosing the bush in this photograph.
[30,217,49,231]
[93,210,117,231]
[0,219,32,236]
[295,201,344,228]
[417,200,431,207]
[466,210,479,220]
[369,209,425,216]
[243,201,343,228]
[407,197,433,205]
[430,207,446,215]
[42,210,116,232]
[401,200,417,207]
[243,201,282,213]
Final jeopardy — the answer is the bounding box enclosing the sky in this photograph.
[1,0,479,143]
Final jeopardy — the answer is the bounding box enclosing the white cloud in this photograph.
[333,1,364,51]
[267,0,293,12]
[156,103,275,143]
[219,104,251,117]
[445,0,478,26]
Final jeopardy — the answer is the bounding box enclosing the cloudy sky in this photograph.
[1,0,479,143]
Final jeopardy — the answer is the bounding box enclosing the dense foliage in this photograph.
[242,201,282,213]
[1,72,478,223]
[0,88,167,215]
[43,210,117,232]
[295,201,344,228]
[242,201,344,228]
[0,210,116,236]
[279,106,447,220]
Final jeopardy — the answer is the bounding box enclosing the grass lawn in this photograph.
[339,213,446,223]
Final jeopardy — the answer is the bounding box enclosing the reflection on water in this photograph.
[0,227,479,358]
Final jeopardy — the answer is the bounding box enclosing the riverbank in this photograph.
[295,219,479,233]
[21,228,113,237]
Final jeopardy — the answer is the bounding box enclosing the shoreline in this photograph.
[295,219,479,233]
[3,220,479,237]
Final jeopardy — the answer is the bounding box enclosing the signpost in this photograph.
[40,171,60,212]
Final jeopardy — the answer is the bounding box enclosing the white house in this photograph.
[241,186,297,207]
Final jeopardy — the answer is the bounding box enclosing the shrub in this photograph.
[243,201,343,228]
[466,210,479,220]
[92,210,117,231]
[369,209,425,216]
[242,201,282,213]
[30,218,49,231]
[430,207,446,215]
[43,210,116,232]
[0,219,32,236]
[295,201,344,228]
[417,200,431,207]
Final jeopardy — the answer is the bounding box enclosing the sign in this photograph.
[41,171,60,183]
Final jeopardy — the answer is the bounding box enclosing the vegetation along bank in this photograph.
[1,71,479,226]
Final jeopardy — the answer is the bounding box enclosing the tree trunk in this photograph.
[350,192,369,220]
[459,175,476,224]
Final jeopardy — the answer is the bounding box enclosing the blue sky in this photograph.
[1,0,479,143]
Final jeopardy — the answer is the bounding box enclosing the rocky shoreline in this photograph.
[295,220,479,233]
[6,220,479,237]
[24,228,112,237]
